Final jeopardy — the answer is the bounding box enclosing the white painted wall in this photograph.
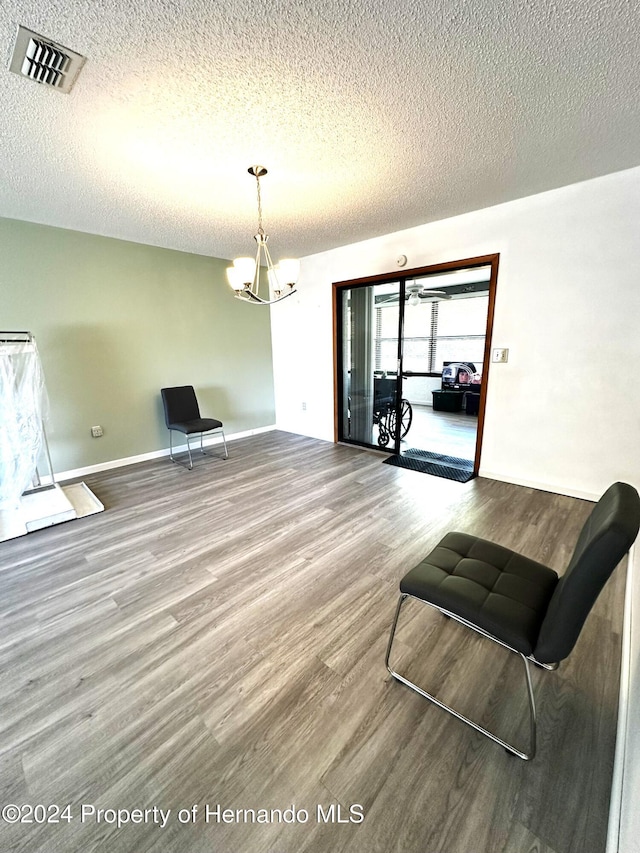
[403,376,441,406]
[271,164,640,500]
[271,163,640,853]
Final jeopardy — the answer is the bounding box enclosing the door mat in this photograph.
[383,449,475,482]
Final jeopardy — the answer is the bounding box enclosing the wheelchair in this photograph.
[373,377,413,447]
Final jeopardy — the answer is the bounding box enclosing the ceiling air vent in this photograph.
[8,25,86,93]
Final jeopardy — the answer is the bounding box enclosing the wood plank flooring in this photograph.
[0,431,625,853]
[399,403,478,459]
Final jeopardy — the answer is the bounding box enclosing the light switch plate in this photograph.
[492,348,509,363]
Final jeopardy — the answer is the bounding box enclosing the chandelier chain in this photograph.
[255,173,265,236]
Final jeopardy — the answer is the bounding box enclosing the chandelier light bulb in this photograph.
[226,257,256,291]
[277,259,300,287]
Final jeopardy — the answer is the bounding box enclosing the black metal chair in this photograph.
[160,385,228,470]
[385,481,640,759]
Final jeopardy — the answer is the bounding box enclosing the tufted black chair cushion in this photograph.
[400,482,640,665]
[400,532,559,656]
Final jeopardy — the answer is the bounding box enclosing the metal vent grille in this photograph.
[9,26,86,93]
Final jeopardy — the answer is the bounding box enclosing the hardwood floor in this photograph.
[399,403,478,459]
[0,431,625,853]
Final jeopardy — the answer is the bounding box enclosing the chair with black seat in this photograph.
[385,481,640,759]
[161,385,228,470]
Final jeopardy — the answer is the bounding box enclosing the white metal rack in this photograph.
[0,330,103,542]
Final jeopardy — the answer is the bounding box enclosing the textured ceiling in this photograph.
[1,0,639,261]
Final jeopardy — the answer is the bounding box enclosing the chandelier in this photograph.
[226,166,300,305]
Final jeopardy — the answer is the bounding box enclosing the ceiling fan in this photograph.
[374,282,452,307]
[406,283,452,306]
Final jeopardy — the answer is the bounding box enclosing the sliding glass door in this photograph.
[338,281,403,450]
[335,255,499,469]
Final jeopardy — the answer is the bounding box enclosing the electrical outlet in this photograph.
[91,425,104,438]
[491,348,509,363]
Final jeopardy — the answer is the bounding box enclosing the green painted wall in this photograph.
[1,217,275,473]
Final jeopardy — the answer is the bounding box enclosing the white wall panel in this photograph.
[271,165,640,498]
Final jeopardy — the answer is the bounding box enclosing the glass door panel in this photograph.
[339,281,401,449]
[401,268,490,463]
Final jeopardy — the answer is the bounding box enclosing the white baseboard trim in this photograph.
[48,425,277,483]
[478,469,601,502]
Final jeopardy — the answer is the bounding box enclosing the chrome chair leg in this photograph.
[169,428,227,469]
[385,593,537,760]
[169,429,194,470]
[201,429,228,460]
[385,593,408,671]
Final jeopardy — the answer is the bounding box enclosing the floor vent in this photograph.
[8,25,86,93]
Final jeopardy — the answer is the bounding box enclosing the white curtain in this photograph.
[0,339,49,510]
